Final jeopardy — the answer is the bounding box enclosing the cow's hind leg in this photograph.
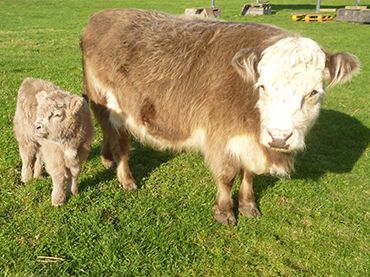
[91,102,136,191]
[208,156,238,225]
[238,170,261,218]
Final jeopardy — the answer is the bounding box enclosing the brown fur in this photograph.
[81,9,358,224]
[14,78,93,207]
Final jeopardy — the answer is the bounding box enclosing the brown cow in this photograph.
[81,9,359,224]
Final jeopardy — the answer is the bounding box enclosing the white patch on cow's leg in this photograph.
[238,170,261,218]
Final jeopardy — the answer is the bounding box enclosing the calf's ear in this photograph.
[232,48,260,84]
[69,97,84,114]
[325,52,360,88]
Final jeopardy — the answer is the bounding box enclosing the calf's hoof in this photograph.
[70,187,78,196]
[213,205,236,225]
[21,171,33,183]
[239,202,261,218]
[51,198,66,207]
[51,193,66,207]
[21,175,32,183]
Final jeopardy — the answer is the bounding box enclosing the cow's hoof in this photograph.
[101,155,114,169]
[213,206,236,225]
[120,181,137,191]
[239,202,261,218]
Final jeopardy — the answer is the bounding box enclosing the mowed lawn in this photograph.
[0,0,369,275]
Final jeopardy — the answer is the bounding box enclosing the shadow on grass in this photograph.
[79,140,175,192]
[253,109,370,196]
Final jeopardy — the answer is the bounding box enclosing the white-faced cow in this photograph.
[81,9,359,224]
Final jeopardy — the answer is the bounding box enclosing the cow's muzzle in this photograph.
[268,130,292,150]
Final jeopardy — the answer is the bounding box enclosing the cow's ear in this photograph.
[69,96,84,114]
[35,91,48,103]
[325,52,359,88]
[232,48,260,84]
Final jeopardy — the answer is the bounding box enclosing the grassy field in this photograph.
[0,0,369,275]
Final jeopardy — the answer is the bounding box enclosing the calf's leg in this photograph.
[33,150,43,179]
[18,141,38,183]
[238,170,261,218]
[42,143,66,207]
[66,166,80,196]
[50,171,67,207]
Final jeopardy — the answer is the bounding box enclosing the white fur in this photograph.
[106,91,125,130]
[256,37,326,151]
[226,135,290,176]
[226,135,267,175]
[64,148,77,160]
[126,114,206,151]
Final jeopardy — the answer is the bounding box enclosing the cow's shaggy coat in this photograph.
[81,9,359,224]
[14,78,93,206]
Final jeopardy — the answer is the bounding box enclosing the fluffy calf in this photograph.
[14,78,93,206]
[81,9,359,224]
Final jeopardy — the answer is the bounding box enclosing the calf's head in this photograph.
[232,36,359,152]
[34,91,84,140]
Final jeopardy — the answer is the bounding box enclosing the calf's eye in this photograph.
[52,111,63,118]
[309,90,319,97]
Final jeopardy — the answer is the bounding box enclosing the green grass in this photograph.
[1,0,369,275]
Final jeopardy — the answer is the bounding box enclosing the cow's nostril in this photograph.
[283,132,293,142]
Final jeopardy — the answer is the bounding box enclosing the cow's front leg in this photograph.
[209,159,238,225]
[90,101,136,190]
[109,127,137,191]
[238,170,261,218]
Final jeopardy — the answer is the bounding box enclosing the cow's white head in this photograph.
[232,36,359,152]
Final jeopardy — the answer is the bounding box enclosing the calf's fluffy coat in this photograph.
[14,78,93,206]
[81,9,359,224]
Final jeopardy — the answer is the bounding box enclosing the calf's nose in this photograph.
[267,130,293,149]
[34,122,43,131]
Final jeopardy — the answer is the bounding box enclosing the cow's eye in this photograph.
[309,90,319,97]
[257,85,265,91]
